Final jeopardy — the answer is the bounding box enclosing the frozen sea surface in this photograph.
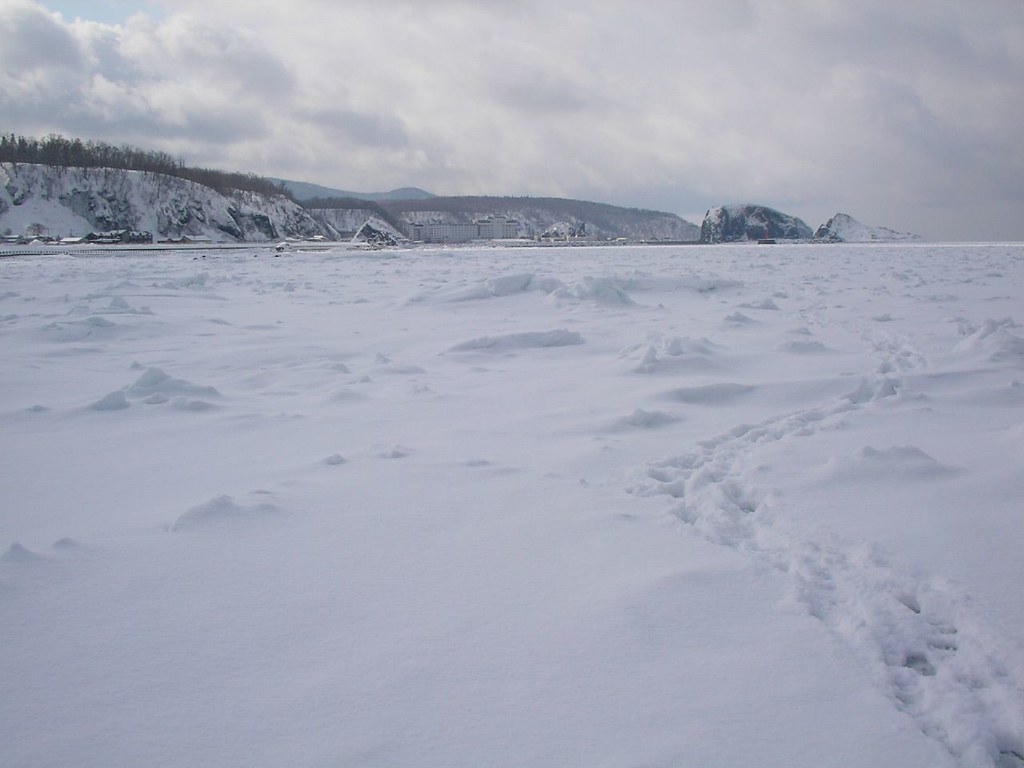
[2,242,1023,767]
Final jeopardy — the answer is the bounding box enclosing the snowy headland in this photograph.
[2,242,1023,767]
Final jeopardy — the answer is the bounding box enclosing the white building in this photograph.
[408,215,521,243]
[475,215,520,240]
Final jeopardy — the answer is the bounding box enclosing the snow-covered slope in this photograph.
[700,204,813,243]
[0,163,328,242]
[815,212,922,243]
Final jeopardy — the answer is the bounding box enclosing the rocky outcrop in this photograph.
[700,204,813,243]
[813,212,921,243]
[305,207,405,241]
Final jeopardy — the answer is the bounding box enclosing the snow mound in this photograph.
[779,340,830,354]
[954,318,1024,364]
[740,298,780,310]
[169,495,280,532]
[723,311,757,325]
[414,273,566,303]
[378,445,412,459]
[2,542,45,563]
[612,274,744,294]
[821,446,959,482]
[625,336,725,374]
[159,273,210,290]
[89,390,130,411]
[438,272,562,302]
[664,382,755,404]
[843,376,902,403]
[101,296,151,315]
[485,273,541,297]
[43,316,125,342]
[548,277,635,306]
[128,367,220,398]
[169,396,216,412]
[448,330,584,352]
[620,409,682,429]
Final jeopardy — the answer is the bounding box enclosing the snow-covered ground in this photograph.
[2,242,1023,767]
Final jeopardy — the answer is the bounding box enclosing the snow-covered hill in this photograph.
[384,197,700,241]
[700,204,814,243]
[815,212,922,243]
[0,163,329,242]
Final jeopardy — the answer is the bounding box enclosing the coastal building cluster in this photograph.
[1,228,153,246]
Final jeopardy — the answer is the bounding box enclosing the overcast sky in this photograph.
[2,0,1022,240]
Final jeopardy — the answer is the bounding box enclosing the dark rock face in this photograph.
[700,205,813,243]
[227,208,277,240]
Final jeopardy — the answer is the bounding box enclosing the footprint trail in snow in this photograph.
[632,337,1024,767]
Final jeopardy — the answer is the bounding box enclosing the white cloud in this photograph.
[2,0,1023,239]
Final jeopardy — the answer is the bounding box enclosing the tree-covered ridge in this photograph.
[0,132,293,200]
[383,195,672,219]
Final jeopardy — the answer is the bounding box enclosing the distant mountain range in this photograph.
[271,179,435,203]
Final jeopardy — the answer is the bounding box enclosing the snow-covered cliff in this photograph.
[700,204,813,243]
[0,163,328,242]
[813,212,921,242]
